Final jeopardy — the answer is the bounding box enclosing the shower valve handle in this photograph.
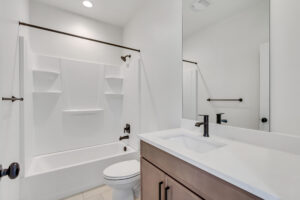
[124,124,131,134]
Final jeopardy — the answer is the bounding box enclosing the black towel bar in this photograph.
[207,98,243,102]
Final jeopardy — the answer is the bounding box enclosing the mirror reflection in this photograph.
[183,0,270,131]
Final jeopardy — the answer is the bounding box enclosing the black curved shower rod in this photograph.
[19,22,200,64]
[182,59,198,65]
[19,22,141,52]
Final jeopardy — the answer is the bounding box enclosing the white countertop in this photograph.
[139,128,300,200]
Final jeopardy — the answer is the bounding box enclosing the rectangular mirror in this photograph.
[182,0,270,131]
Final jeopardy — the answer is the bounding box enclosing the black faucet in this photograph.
[195,114,209,137]
[119,135,129,141]
[216,113,228,124]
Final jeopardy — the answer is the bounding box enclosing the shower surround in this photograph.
[20,50,137,199]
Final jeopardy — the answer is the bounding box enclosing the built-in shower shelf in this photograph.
[33,69,60,79]
[63,108,104,115]
[105,76,124,80]
[33,91,62,95]
[105,92,124,97]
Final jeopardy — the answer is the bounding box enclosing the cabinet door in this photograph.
[165,175,203,200]
[141,159,166,200]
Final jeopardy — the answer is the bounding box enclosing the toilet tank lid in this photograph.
[103,160,140,179]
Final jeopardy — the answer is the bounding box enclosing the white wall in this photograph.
[28,0,123,65]
[0,0,29,199]
[182,65,198,120]
[270,0,300,135]
[183,2,269,130]
[122,0,182,149]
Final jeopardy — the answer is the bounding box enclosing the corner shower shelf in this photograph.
[63,108,104,115]
[33,69,60,80]
[105,76,124,80]
[33,91,62,95]
[105,92,124,97]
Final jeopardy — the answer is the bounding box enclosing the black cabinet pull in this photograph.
[165,186,170,200]
[159,181,163,200]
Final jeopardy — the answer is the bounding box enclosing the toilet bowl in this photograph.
[103,160,140,200]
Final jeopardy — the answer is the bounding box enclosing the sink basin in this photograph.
[160,134,225,154]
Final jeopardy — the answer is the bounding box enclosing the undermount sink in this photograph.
[159,133,225,154]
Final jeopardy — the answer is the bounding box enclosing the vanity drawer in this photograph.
[141,141,262,200]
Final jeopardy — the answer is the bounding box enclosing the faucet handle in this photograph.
[216,113,227,124]
[222,119,228,123]
[124,124,130,134]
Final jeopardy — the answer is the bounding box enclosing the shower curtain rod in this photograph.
[19,22,141,52]
[182,59,197,65]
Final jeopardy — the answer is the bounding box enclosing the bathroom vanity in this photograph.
[139,128,300,200]
[141,141,260,200]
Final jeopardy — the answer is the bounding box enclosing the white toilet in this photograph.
[103,160,140,200]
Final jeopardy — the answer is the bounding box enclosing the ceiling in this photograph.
[33,0,267,36]
[183,0,268,38]
[32,0,145,27]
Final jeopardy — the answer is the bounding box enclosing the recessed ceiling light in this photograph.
[82,0,93,8]
[191,0,210,11]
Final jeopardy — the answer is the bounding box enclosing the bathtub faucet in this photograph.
[119,135,129,141]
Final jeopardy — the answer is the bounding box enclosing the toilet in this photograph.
[103,160,140,200]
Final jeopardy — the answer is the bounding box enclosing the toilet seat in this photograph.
[103,160,140,180]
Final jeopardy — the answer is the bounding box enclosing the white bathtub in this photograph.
[21,142,138,200]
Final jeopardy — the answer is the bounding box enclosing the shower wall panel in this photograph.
[25,54,123,157]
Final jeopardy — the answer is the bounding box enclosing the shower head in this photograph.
[191,0,210,11]
[121,55,131,62]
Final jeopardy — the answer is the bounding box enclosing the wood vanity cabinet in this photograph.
[142,158,202,200]
[141,141,262,200]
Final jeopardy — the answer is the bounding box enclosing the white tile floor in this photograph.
[63,185,140,200]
